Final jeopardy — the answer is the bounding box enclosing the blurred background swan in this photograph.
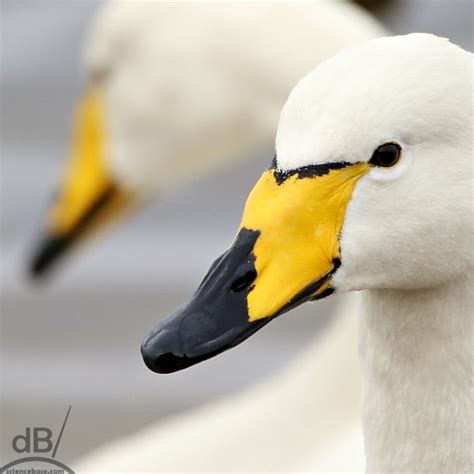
[27,0,384,278]
[1,0,472,468]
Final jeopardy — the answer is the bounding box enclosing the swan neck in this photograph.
[359,273,473,472]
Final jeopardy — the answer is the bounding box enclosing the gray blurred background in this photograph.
[1,0,472,467]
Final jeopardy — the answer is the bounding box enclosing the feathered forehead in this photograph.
[275,34,472,171]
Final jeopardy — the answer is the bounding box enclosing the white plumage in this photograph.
[277,33,473,471]
[85,0,385,195]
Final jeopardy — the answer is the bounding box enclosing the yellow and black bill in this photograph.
[141,159,370,374]
[29,90,134,279]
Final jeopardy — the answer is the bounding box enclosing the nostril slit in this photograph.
[231,270,257,293]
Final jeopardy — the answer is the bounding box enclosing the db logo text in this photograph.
[1,406,74,474]
[12,428,57,454]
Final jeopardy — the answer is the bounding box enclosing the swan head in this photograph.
[28,43,249,278]
[141,34,473,373]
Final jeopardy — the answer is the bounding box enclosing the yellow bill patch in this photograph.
[47,89,132,238]
[239,163,369,321]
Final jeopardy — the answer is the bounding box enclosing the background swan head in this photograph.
[27,0,386,279]
[141,33,473,373]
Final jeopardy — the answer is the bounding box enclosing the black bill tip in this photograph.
[141,309,271,374]
[141,228,272,374]
[141,328,192,374]
[141,320,202,374]
[28,185,119,281]
[28,235,71,279]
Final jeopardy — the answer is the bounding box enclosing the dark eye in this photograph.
[369,143,401,168]
[231,270,257,293]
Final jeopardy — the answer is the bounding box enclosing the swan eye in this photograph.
[369,143,401,168]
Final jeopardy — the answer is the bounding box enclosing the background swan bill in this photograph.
[29,90,135,278]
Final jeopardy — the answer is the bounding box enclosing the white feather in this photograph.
[83,0,385,194]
